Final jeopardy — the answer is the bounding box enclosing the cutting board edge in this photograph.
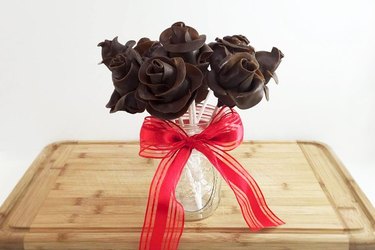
[0,141,58,227]
[297,140,375,224]
[297,140,375,248]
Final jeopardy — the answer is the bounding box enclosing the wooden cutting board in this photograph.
[0,141,374,249]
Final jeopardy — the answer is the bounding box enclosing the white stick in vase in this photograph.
[208,105,219,124]
[186,159,203,210]
[186,101,204,210]
[197,90,211,123]
[191,100,197,125]
[188,104,194,125]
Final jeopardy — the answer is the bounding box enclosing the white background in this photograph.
[0,0,374,206]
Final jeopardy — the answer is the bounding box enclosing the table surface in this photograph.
[0,141,374,250]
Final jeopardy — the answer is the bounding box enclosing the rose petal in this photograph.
[162,36,206,53]
[112,62,140,96]
[185,63,203,92]
[139,57,173,93]
[106,90,121,110]
[109,55,131,80]
[209,44,232,72]
[169,50,199,65]
[154,57,187,98]
[136,39,167,58]
[195,78,209,103]
[216,35,255,54]
[207,71,236,107]
[218,53,258,89]
[149,88,192,113]
[223,35,249,46]
[255,47,283,84]
[216,93,236,108]
[207,71,227,96]
[112,91,146,114]
[264,85,270,101]
[146,92,197,120]
[134,37,153,56]
[228,78,264,109]
[197,44,213,66]
[236,73,255,92]
[136,83,160,101]
[238,69,264,92]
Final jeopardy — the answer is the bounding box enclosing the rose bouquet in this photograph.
[99,22,284,250]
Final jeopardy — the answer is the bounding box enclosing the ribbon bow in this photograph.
[139,107,284,250]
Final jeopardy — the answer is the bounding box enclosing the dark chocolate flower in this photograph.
[137,56,203,120]
[255,47,284,85]
[214,35,255,54]
[98,38,146,114]
[207,51,265,109]
[159,22,211,67]
[98,37,140,67]
[160,22,212,103]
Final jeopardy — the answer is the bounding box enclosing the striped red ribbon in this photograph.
[139,106,284,250]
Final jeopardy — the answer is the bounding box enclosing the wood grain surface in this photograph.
[0,141,374,249]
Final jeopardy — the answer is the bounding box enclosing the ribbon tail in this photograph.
[197,144,284,230]
[139,147,192,250]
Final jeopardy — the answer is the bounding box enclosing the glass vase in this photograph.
[175,106,221,221]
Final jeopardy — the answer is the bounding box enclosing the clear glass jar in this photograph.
[175,120,221,221]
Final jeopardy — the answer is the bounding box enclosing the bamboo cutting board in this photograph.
[0,141,374,249]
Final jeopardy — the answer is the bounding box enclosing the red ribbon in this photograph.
[139,107,284,250]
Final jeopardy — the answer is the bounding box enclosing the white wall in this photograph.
[1,0,374,205]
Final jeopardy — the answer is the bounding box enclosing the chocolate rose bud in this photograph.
[98,38,146,114]
[134,37,167,58]
[255,47,284,85]
[137,56,203,120]
[98,37,140,68]
[160,22,206,54]
[215,35,255,54]
[207,52,265,109]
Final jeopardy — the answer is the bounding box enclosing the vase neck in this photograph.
[182,123,208,136]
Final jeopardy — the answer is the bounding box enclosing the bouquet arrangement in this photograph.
[99,21,284,250]
[99,21,282,120]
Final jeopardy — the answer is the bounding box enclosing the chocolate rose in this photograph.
[137,56,203,120]
[255,47,284,85]
[160,22,212,103]
[207,51,265,109]
[214,35,255,54]
[98,37,142,68]
[160,22,205,53]
[98,38,146,114]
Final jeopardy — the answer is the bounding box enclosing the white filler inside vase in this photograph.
[175,103,221,221]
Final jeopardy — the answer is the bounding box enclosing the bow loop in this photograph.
[197,107,244,151]
[139,117,187,158]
